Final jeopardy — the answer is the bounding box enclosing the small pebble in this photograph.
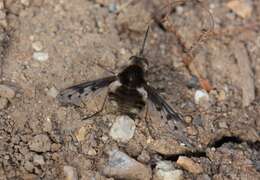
[186,126,198,136]
[21,0,30,6]
[109,115,136,143]
[194,90,211,108]
[47,87,59,98]
[184,116,193,124]
[0,84,16,99]
[103,149,152,180]
[33,52,49,62]
[63,165,78,180]
[217,90,226,101]
[51,143,61,152]
[75,126,87,142]
[0,97,8,109]
[187,76,199,89]
[33,154,45,165]
[176,156,203,174]
[29,134,51,153]
[137,150,150,163]
[154,161,183,180]
[24,161,34,172]
[176,6,184,15]
[218,121,228,129]
[87,147,97,156]
[108,3,117,13]
[32,41,43,51]
[101,135,109,142]
[43,117,52,132]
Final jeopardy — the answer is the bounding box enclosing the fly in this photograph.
[57,26,188,136]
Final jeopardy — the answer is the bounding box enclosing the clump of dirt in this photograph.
[0,0,259,179]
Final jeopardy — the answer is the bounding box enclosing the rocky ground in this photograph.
[0,0,259,179]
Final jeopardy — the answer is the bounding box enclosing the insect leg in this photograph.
[96,62,116,75]
[81,92,108,121]
[144,104,157,139]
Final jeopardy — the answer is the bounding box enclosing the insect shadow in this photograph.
[57,26,192,146]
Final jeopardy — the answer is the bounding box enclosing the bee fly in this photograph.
[57,26,187,133]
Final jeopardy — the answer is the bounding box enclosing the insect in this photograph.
[57,26,188,136]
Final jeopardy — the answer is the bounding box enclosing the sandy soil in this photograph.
[0,0,259,179]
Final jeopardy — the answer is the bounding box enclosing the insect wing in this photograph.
[143,84,184,123]
[57,76,117,106]
[144,84,193,147]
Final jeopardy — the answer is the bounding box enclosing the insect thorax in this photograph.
[118,64,145,89]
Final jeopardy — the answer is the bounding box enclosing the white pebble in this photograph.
[33,52,49,62]
[176,6,184,15]
[109,115,136,143]
[154,161,184,180]
[32,41,43,51]
[194,90,210,108]
[63,166,78,180]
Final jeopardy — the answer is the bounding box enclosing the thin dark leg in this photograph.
[81,93,108,120]
[96,62,116,75]
[144,104,156,139]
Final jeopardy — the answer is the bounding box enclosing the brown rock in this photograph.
[0,84,16,99]
[227,0,252,18]
[148,138,190,155]
[177,156,203,174]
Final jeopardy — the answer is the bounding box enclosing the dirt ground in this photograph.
[0,0,259,179]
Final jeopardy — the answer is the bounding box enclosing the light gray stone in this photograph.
[63,166,78,180]
[33,52,49,62]
[109,115,136,143]
[103,149,151,180]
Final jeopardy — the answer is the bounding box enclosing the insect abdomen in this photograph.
[108,86,145,118]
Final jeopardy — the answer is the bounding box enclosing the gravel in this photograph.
[0,84,16,99]
[28,134,51,153]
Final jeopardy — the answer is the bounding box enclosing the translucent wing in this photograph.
[57,76,117,106]
[143,83,184,124]
[143,83,193,147]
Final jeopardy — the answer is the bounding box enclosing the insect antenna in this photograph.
[139,26,150,56]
